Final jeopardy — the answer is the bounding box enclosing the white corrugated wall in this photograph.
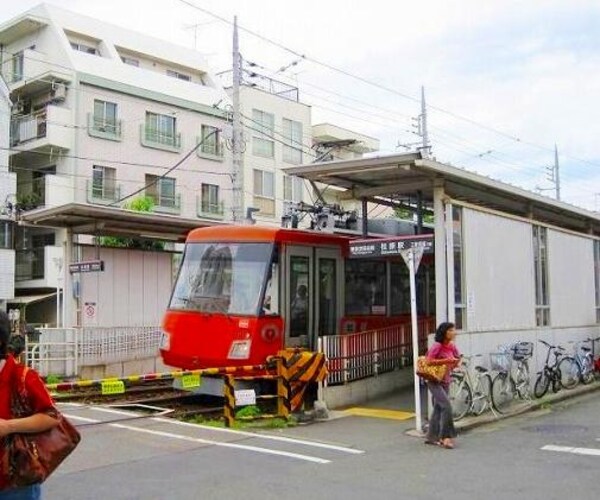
[547,229,596,327]
[462,208,536,331]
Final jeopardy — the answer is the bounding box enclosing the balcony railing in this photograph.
[147,193,181,214]
[87,180,121,205]
[197,197,225,219]
[10,106,72,152]
[140,125,182,152]
[11,111,47,146]
[87,113,122,141]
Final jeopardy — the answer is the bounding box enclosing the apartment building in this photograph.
[222,72,380,226]
[0,4,230,325]
[0,74,16,312]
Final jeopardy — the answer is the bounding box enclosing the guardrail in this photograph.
[318,318,434,385]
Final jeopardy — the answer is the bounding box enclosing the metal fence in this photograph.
[27,326,162,377]
[318,318,435,385]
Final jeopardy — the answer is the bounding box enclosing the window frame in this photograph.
[282,118,303,164]
[252,109,275,158]
[533,225,550,327]
[201,183,221,214]
[91,165,117,200]
[283,175,303,202]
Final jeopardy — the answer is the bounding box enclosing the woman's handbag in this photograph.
[416,356,448,383]
[3,366,81,488]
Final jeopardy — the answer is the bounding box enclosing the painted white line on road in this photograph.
[63,413,330,464]
[542,445,600,457]
[151,417,365,455]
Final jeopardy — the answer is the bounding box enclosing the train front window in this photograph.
[170,242,273,315]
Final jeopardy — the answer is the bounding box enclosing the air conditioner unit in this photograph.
[51,83,67,102]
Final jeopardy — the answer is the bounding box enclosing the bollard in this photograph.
[276,356,291,420]
[223,375,236,428]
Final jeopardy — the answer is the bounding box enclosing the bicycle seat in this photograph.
[580,346,591,352]
[474,366,488,373]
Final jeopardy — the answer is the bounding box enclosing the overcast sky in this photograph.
[3,0,599,210]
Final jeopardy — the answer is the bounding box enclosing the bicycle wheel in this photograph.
[471,373,493,416]
[580,356,594,385]
[449,373,472,421]
[558,357,580,389]
[514,363,531,399]
[491,372,515,413]
[534,371,550,398]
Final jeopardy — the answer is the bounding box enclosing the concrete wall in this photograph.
[79,246,174,327]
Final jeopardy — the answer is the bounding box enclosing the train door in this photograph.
[285,246,313,348]
[315,248,342,338]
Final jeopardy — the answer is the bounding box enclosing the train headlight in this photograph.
[228,340,251,360]
[159,331,170,351]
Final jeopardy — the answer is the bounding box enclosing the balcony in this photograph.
[87,180,121,205]
[1,48,72,94]
[15,245,62,288]
[147,193,181,215]
[16,174,73,211]
[196,136,224,162]
[10,105,73,154]
[87,113,122,141]
[140,124,182,153]
[197,196,225,219]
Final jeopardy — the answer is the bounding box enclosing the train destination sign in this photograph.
[349,235,434,258]
[69,260,105,274]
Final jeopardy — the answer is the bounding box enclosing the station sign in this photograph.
[69,260,105,273]
[349,235,434,258]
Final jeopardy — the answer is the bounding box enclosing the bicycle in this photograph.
[569,336,600,384]
[490,341,533,414]
[449,354,495,421]
[533,339,580,398]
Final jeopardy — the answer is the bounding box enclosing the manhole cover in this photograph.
[521,424,589,434]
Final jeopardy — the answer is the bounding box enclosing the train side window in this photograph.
[289,256,310,337]
[262,263,279,315]
[345,260,386,315]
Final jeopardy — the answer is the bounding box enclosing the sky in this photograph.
[2,0,600,210]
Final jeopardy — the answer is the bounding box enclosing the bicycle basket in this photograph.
[490,352,510,372]
[511,341,533,360]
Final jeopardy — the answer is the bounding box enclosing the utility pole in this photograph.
[419,86,430,158]
[231,16,244,222]
[397,86,431,157]
[544,143,560,201]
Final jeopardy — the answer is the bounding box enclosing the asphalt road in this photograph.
[45,394,600,500]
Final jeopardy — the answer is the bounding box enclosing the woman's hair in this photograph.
[0,310,10,359]
[434,322,455,344]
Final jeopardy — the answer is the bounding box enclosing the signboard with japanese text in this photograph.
[69,260,105,273]
[349,235,434,258]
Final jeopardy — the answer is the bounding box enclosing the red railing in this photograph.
[318,318,434,385]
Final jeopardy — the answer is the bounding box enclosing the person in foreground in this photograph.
[0,311,59,500]
[425,322,460,449]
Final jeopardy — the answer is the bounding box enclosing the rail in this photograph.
[318,318,434,385]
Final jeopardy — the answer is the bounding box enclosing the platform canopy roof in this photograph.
[19,203,225,241]
[283,152,600,237]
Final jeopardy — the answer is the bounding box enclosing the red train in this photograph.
[160,225,434,370]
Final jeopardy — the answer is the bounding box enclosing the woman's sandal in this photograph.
[424,439,441,446]
[440,439,454,449]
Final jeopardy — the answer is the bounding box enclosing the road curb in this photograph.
[455,380,600,433]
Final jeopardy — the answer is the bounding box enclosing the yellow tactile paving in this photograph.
[343,407,415,421]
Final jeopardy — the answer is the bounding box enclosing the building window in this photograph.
[11,51,24,82]
[145,112,179,148]
[201,184,221,214]
[282,118,302,164]
[167,69,191,81]
[453,206,466,329]
[533,225,550,326]
[200,125,222,157]
[121,56,139,66]
[345,260,387,315]
[283,175,303,202]
[145,175,177,209]
[252,109,275,158]
[0,221,13,249]
[91,166,117,201]
[70,42,97,55]
[595,240,600,323]
[92,100,118,135]
[253,169,275,215]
